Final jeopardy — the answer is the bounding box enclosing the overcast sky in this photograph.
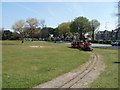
[1,1,118,31]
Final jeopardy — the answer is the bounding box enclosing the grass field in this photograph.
[2,40,90,88]
[88,48,118,88]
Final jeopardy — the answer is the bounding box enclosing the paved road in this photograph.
[92,44,120,49]
[50,41,120,49]
[64,42,120,49]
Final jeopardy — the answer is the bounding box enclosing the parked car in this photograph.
[111,41,120,46]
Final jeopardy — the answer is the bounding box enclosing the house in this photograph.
[95,29,120,40]
[114,28,120,40]
[95,31,105,40]
[103,30,112,40]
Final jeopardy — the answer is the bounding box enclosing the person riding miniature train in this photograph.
[83,41,93,51]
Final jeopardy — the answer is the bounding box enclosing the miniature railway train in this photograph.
[71,41,93,51]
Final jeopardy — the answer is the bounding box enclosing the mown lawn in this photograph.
[88,48,118,88]
[2,40,90,88]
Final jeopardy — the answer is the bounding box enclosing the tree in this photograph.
[33,28,41,40]
[90,19,100,41]
[0,30,2,40]
[70,16,91,40]
[57,22,71,40]
[40,20,46,28]
[12,20,25,43]
[12,32,21,40]
[54,28,59,37]
[2,30,13,40]
[40,27,55,40]
[26,18,40,41]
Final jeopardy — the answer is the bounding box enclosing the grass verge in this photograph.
[88,48,118,88]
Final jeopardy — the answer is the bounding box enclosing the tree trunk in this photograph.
[32,35,33,41]
[22,39,24,43]
[80,29,83,40]
[92,28,95,42]
[21,34,24,44]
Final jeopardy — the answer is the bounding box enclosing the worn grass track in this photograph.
[34,52,103,88]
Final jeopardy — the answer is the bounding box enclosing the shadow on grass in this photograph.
[68,47,80,49]
[113,62,120,64]
[1,44,18,45]
[68,47,93,52]
[68,47,81,50]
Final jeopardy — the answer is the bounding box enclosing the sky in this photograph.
[1,1,118,31]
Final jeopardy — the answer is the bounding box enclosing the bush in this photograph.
[105,40,111,44]
[90,40,116,44]
[81,40,120,44]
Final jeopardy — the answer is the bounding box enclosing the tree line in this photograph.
[11,16,100,43]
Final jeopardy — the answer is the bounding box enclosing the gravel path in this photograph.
[33,52,105,88]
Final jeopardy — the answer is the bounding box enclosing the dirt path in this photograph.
[33,52,105,88]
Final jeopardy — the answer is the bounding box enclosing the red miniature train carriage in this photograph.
[71,41,83,48]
